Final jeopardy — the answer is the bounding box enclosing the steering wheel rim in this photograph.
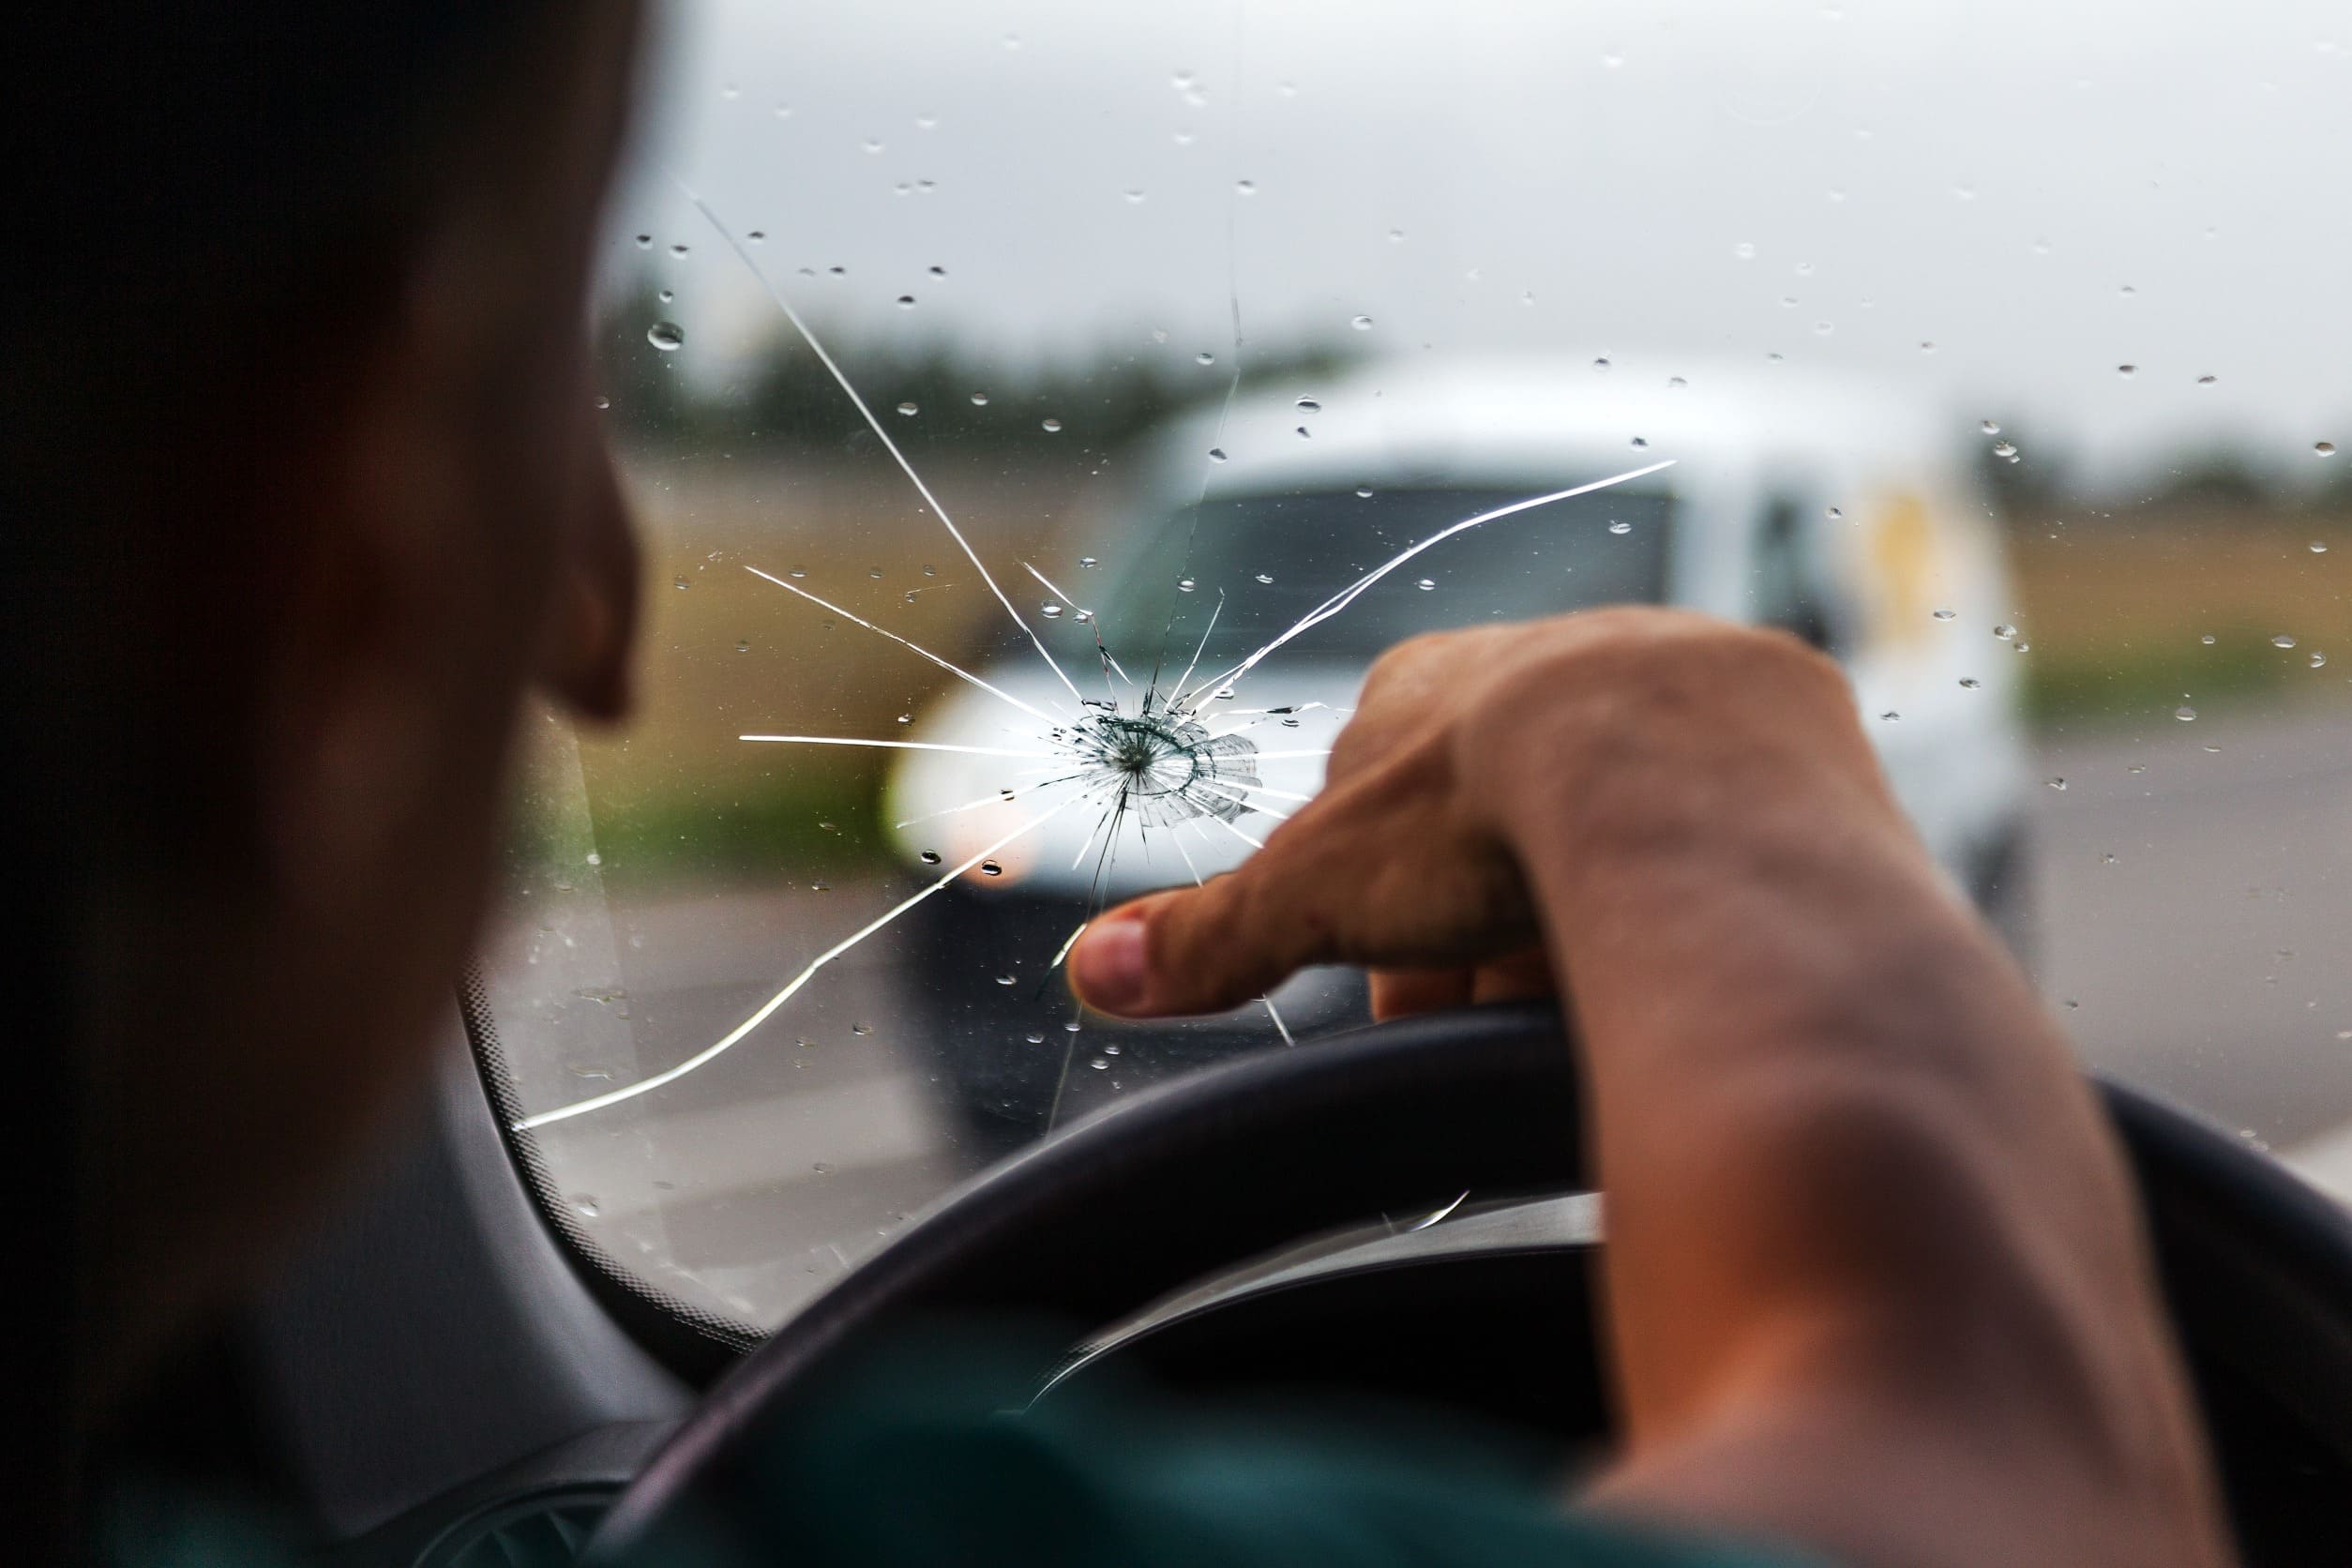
[583,1001,2352,1563]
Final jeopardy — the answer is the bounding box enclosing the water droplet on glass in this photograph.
[1041,417,1063,432]
[1025,1033,1046,1045]
[1176,577,1197,593]
[1959,677,1982,689]
[1630,436,1649,448]
[896,294,916,309]
[897,400,918,416]
[734,639,749,653]
[1208,446,1228,462]
[788,565,807,578]
[2117,364,2137,377]
[980,861,1003,877]
[1063,1018,1084,1033]
[1295,397,1321,414]
[1196,351,1215,366]
[1608,520,1633,535]
[647,321,685,351]
[2013,640,2031,654]
[1235,179,1257,195]
[2273,633,2299,649]
[1667,375,1688,389]
[657,288,674,303]
[920,850,942,866]
[1732,241,1756,261]
[1041,603,1063,619]
[2319,442,2339,457]
[970,390,990,406]
[2312,651,2329,669]
[851,1022,873,1036]
[669,243,689,257]
[1123,189,1147,204]
[594,396,611,410]
[574,1196,600,1218]
[2175,705,2197,721]
[2047,776,2067,791]
[1879,710,1901,721]
[1932,607,1956,621]
[1591,356,1612,373]
[1993,440,2019,459]
[2311,541,2329,553]
[671,575,689,591]
[1356,486,1375,498]
[1415,578,1437,591]
[2201,632,2217,644]
[2197,374,2217,385]
[996,973,1017,987]
[634,234,652,249]
[1078,556,1099,568]
[1993,624,2016,641]
[1255,572,1274,584]
[1981,419,2001,435]
[746,230,765,242]
[1090,1057,1110,1070]
[1349,313,1374,331]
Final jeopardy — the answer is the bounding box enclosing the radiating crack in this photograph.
[514,192,1674,1132]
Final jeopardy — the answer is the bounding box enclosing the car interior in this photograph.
[118,1000,2352,1566]
[103,2,2352,1563]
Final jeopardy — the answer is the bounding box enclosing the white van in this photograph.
[885,355,2030,1150]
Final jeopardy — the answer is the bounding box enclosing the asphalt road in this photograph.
[2028,702,2352,1179]
[501,701,2352,1326]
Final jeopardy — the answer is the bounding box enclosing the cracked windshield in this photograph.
[480,0,2352,1328]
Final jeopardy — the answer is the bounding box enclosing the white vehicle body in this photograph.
[886,355,2028,935]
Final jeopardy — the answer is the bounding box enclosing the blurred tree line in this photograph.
[595,275,1361,462]
[1977,427,2352,525]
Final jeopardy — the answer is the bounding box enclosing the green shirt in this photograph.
[622,1331,1828,1568]
[101,1333,1826,1568]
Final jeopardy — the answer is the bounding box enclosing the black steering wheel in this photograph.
[583,1003,2352,1565]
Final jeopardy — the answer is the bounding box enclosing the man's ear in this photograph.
[535,425,640,725]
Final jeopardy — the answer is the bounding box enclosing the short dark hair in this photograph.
[8,3,564,493]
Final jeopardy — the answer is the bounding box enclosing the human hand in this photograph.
[1066,608,1882,1020]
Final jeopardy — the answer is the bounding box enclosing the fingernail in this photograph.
[1074,918,1150,1013]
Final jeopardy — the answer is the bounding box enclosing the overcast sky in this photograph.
[605,0,2349,490]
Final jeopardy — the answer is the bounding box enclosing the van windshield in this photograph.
[1118,488,1676,656]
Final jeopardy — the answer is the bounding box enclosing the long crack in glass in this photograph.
[514,192,1674,1136]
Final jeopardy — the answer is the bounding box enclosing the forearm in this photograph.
[1468,637,2225,1565]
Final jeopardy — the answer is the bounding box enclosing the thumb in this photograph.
[1069,863,1344,1018]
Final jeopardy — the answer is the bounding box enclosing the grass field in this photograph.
[551,454,1094,884]
[517,467,2352,884]
[2007,505,2352,728]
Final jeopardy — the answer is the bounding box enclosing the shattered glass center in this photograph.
[1067,712,1262,827]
